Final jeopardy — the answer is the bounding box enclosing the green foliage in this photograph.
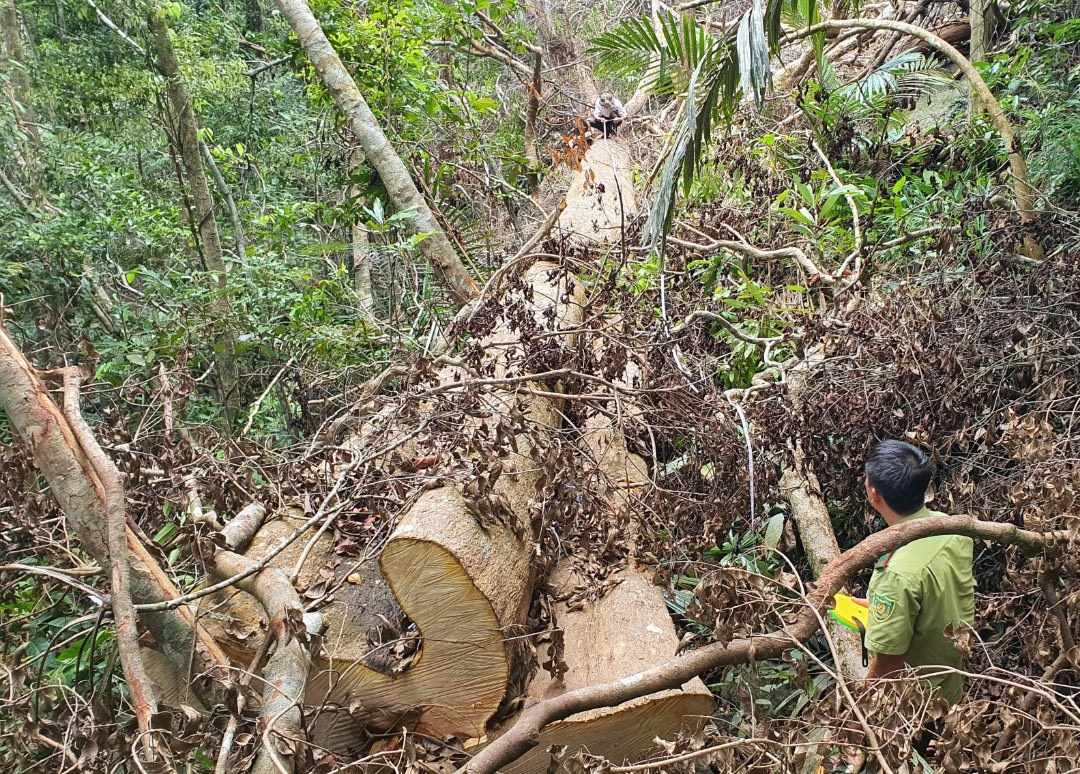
[985,5,1080,208]
[1,575,114,691]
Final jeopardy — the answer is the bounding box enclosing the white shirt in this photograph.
[593,97,625,120]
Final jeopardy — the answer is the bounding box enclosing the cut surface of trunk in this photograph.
[483,564,714,774]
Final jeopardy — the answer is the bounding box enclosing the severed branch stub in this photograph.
[207,502,323,774]
[460,514,1068,774]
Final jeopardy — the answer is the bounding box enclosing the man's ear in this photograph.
[866,482,883,507]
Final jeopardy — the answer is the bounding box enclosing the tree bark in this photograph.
[149,7,242,419]
[275,0,478,310]
[60,369,166,765]
[1,0,38,142]
[0,326,233,709]
[348,145,376,317]
[461,514,1064,774]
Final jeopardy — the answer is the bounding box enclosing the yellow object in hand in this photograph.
[830,593,869,633]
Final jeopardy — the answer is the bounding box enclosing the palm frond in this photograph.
[737,0,772,103]
[592,10,724,97]
[644,54,731,257]
[838,52,952,105]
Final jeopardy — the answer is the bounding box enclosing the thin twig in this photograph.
[672,310,791,346]
[0,564,107,603]
[242,356,296,437]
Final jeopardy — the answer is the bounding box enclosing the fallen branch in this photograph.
[60,368,165,765]
[209,503,321,774]
[0,325,233,707]
[672,309,790,346]
[461,514,1067,774]
[779,447,865,682]
[667,235,832,283]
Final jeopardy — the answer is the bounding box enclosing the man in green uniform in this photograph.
[863,440,975,707]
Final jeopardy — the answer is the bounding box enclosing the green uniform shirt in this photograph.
[865,507,975,705]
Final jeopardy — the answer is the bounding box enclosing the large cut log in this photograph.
[194,262,585,750]
[557,140,638,247]
[478,563,715,774]
[472,343,713,772]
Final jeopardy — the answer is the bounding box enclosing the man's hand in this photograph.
[866,652,908,682]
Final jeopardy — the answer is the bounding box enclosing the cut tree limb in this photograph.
[275,0,479,309]
[460,514,1069,774]
[0,325,234,708]
[209,503,322,774]
[779,454,866,682]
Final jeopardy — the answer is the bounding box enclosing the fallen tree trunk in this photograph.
[462,513,1070,774]
[557,141,638,247]
[0,326,233,709]
[198,262,587,752]
[779,459,866,682]
[470,343,713,773]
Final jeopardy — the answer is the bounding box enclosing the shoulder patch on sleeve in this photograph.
[871,594,896,622]
[875,551,893,569]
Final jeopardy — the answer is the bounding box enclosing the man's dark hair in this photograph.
[865,440,934,516]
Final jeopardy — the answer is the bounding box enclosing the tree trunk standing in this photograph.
[349,145,376,317]
[1,0,39,142]
[149,8,241,421]
[244,0,263,33]
[523,51,542,197]
[275,0,478,311]
[969,0,989,116]
[54,0,66,40]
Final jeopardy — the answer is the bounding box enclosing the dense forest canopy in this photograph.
[1,0,1078,772]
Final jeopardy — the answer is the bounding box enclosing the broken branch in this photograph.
[461,514,1066,774]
